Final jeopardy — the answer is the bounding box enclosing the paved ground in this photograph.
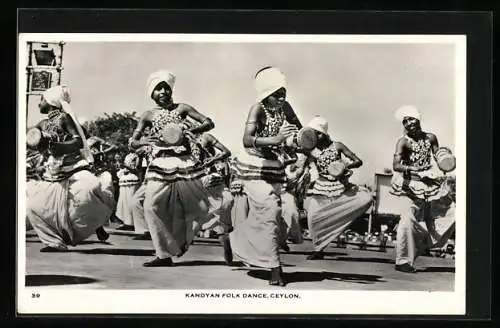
[25,226,455,291]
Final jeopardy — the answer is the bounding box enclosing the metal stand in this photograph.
[25,41,65,121]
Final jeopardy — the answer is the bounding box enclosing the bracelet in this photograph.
[252,136,258,148]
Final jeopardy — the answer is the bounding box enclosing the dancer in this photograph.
[25,148,45,231]
[303,116,372,260]
[88,135,119,212]
[279,153,310,247]
[390,105,455,273]
[229,66,302,286]
[129,70,214,267]
[115,153,141,231]
[129,143,153,240]
[26,85,114,252]
[195,133,233,243]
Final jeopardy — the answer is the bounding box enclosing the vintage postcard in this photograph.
[17,33,466,315]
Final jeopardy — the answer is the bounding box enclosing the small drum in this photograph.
[160,123,185,146]
[327,160,347,178]
[26,127,49,150]
[286,127,318,152]
[435,147,456,172]
[295,127,318,151]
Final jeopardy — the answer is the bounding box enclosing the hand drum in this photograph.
[26,128,49,150]
[327,160,347,178]
[160,123,185,146]
[295,127,318,152]
[435,147,456,172]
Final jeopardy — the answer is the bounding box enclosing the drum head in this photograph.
[26,128,42,148]
[438,157,456,172]
[327,160,346,177]
[296,128,317,151]
[436,147,456,172]
[161,124,184,146]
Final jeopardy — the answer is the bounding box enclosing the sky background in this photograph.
[25,41,456,185]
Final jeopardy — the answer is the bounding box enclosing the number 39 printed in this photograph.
[31,293,40,298]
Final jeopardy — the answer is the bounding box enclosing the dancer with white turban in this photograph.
[303,116,372,260]
[129,70,214,267]
[228,66,303,286]
[26,85,115,251]
[390,105,455,273]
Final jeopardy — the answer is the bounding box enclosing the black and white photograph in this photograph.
[17,32,465,315]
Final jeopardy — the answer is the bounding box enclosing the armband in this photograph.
[252,136,258,148]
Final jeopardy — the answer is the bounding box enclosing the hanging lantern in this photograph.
[34,43,56,66]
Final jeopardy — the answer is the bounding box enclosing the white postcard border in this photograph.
[17,33,466,315]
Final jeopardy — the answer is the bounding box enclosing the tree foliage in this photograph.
[82,111,139,158]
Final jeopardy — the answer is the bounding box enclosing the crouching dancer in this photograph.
[26,85,115,252]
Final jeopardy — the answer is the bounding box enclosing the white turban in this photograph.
[255,67,287,102]
[42,85,94,163]
[395,105,421,123]
[307,116,328,135]
[146,70,176,100]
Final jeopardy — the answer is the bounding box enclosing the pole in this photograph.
[26,42,33,120]
[57,41,65,85]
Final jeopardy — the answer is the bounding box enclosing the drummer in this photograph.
[193,133,233,249]
[25,85,115,252]
[390,105,454,273]
[128,69,214,267]
[303,116,372,260]
[228,66,303,286]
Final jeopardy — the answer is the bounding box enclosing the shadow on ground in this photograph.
[73,248,154,256]
[27,239,111,246]
[174,260,245,267]
[247,270,386,285]
[417,267,455,273]
[332,256,395,264]
[26,274,99,286]
[285,251,348,257]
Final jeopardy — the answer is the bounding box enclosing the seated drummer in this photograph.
[390,105,455,273]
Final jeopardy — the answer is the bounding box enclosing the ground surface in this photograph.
[25,225,455,291]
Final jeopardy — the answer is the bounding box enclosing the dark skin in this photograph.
[197,133,232,167]
[312,130,363,170]
[242,87,302,148]
[88,136,119,156]
[130,82,214,149]
[197,133,232,187]
[392,117,438,173]
[36,96,83,156]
